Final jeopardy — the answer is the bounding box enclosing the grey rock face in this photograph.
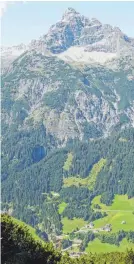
[1,8,134,69]
[1,8,134,146]
[39,8,134,56]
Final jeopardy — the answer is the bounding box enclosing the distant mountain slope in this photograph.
[1,7,134,250]
[1,7,134,70]
[1,48,134,144]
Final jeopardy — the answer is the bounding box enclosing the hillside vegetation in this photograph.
[1,214,134,264]
[63,158,106,189]
[2,128,134,241]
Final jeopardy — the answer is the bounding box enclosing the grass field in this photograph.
[62,217,86,234]
[85,238,134,253]
[63,152,73,171]
[93,211,134,232]
[60,195,134,235]
[87,158,106,190]
[92,194,134,211]
[60,194,134,253]
[63,158,106,189]
[58,202,67,214]
[63,176,87,187]
[92,195,134,232]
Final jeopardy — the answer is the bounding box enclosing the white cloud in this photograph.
[0,1,8,17]
[0,1,28,17]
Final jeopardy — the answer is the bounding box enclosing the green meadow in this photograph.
[63,153,73,171]
[92,195,134,232]
[93,211,134,232]
[63,175,87,187]
[86,238,134,254]
[92,194,134,211]
[58,202,68,214]
[63,158,106,189]
[62,217,86,234]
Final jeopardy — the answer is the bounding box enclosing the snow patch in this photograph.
[57,46,117,64]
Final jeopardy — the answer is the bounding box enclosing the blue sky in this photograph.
[1,1,134,46]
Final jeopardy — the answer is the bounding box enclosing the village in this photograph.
[76,222,112,233]
[54,222,112,255]
[54,219,127,257]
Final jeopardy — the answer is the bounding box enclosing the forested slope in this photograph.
[1,214,134,264]
[2,128,134,235]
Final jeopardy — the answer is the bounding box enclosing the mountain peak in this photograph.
[67,7,77,12]
[62,7,80,20]
[2,7,134,64]
[64,7,79,14]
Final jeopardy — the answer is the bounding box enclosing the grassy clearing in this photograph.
[63,158,106,188]
[92,194,134,211]
[110,195,134,211]
[87,158,106,190]
[58,202,67,214]
[63,176,87,187]
[93,211,134,232]
[62,217,87,234]
[63,153,73,171]
[91,195,134,232]
[85,238,134,253]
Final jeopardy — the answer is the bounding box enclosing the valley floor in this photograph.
[59,195,134,254]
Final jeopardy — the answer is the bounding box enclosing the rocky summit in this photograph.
[1,8,134,146]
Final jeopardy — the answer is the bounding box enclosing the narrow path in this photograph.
[62,245,73,251]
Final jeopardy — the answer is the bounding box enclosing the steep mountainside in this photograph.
[1,8,134,144]
[1,8,134,250]
[1,49,134,145]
